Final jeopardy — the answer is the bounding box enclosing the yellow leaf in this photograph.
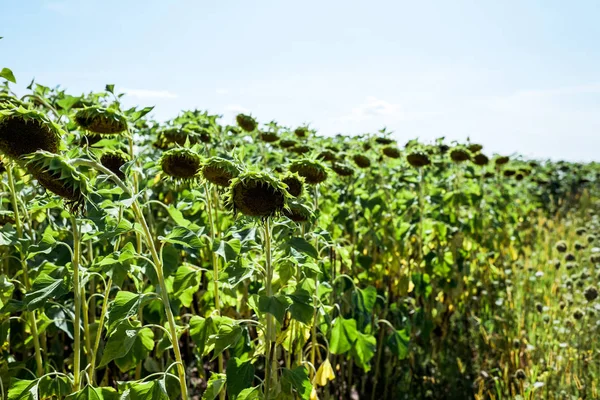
[310,386,319,400]
[314,358,335,386]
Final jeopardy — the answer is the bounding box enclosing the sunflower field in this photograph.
[1,68,600,400]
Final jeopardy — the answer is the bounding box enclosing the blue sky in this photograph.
[2,0,600,161]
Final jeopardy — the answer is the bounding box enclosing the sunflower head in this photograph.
[279,139,298,149]
[236,114,257,132]
[185,124,211,143]
[159,148,202,180]
[228,171,288,218]
[202,157,241,187]
[283,200,313,223]
[503,168,516,177]
[406,151,431,168]
[74,106,127,135]
[281,172,304,198]
[449,146,471,163]
[381,145,401,159]
[289,159,328,185]
[473,153,489,166]
[289,144,312,155]
[25,150,88,215]
[294,126,310,138]
[259,131,280,143]
[317,150,337,162]
[331,162,354,177]
[468,143,483,153]
[495,156,510,166]
[100,150,130,179]
[0,108,62,161]
[159,127,199,147]
[0,94,26,110]
[375,136,394,145]
[352,154,371,169]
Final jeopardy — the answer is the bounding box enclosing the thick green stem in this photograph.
[132,201,188,399]
[71,215,82,391]
[264,218,275,400]
[89,276,112,385]
[6,163,43,377]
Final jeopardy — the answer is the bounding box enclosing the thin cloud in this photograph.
[122,88,178,99]
[224,104,249,114]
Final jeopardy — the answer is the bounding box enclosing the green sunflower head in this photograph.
[283,200,313,223]
[202,157,241,187]
[495,155,510,166]
[289,144,312,155]
[281,172,304,198]
[25,150,88,215]
[0,107,62,161]
[236,114,257,132]
[74,106,127,135]
[279,139,298,149]
[375,136,395,145]
[158,127,199,147]
[100,150,130,180]
[228,170,288,218]
[468,143,483,153]
[159,148,202,180]
[289,159,328,185]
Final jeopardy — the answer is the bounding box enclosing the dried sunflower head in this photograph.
[259,131,279,143]
[74,106,127,135]
[406,151,431,168]
[202,157,241,187]
[317,150,337,162]
[0,108,61,161]
[495,156,510,166]
[468,143,483,153]
[555,240,568,253]
[381,146,400,159]
[236,114,257,132]
[289,144,312,155]
[281,172,304,198]
[473,153,489,166]
[449,146,471,163]
[289,159,328,185]
[159,148,202,180]
[25,150,88,215]
[279,139,298,149]
[228,171,288,218]
[100,150,129,180]
[584,286,598,302]
[294,126,310,138]
[352,154,371,169]
[159,127,199,147]
[331,162,354,177]
[283,200,312,222]
[375,136,394,145]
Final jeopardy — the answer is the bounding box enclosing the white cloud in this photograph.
[342,96,402,122]
[224,104,249,114]
[122,88,178,99]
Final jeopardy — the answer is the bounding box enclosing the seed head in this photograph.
[294,126,309,138]
[514,369,526,380]
[289,145,312,155]
[375,136,394,145]
[381,146,400,159]
[495,156,510,165]
[565,252,576,262]
[201,157,240,187]
[283,201,312,222]
[317,150,337,162]
[473,153,489,166]
[574,241,586,251]
[279,139,298,149]
[503,169,516,177]
[555,241,568,253]
[352,154,371,169]
[0,108,61,161]
[584,286,598,302]
[586,234,596,243]
[289,159,328,185]
[573,309,584,320]
[100,150,129,179]
[228,171,287,218]
[236,114,257,132]
[74,106,127,135]
[576,227,587,236]
[159,148,202,180]
[259,131,279,143]
[449,146,471,163]
[331,162,354,177]
[406,151,431,168]
[281,172,304,198]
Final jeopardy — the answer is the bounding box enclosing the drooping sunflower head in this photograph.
[228,171,288,218]
[289,144,312,155]
[259,130,280,143]
[159,148,202,180]
[159,127,198,147]
[495,155,510,166]
[352,153,371,169]
[283,200,313,223]
[289,159,328,185]
[317,150,337,162]
[406,151,431,168]
[381,145,401,159]
[202,157,241,187]
[185,124,211,143]
[74,106,127,135]
[0,94,26,110]
[449,146,471,163]
[468,143,483,153]
[375,136,395,145]
[294,126,310,138]
[331,162,354,177]
[279,139,298,149]
[100,150,130,180]
[236,114,257,132]
[281,172,304,198]
[473,153,489,166]
[25,150,88,215]
[0,108,62,161]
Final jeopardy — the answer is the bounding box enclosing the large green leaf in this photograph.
[388,328,410,360]
[213,238,241,263]
[65,385,118,400]
[172,265,201,307]
[201,373,226,400]
[8,379,37,400]
[329,317,358,355]
[287,289,314,324]
[281,366,312,400]
[159,226,203,248]
[106,291,145,333]
[119,380,169,400]
[258,295,292,323]
[226,357,255,399]
[211,323,242,360]
[189,315,217,357]
[351,331,377,372]
[99,321,154,367]
[0,67,16,83]
[288,237,318,260]
[24,273,68,311]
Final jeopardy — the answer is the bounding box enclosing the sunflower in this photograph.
[25,150,88,215]
[202,157,241,187]
[279,139,298,149]
[352,154,371,169]
[259,131,279,143]
[406,151,431,168]
[449,146,471,163]
[289,159,328,184]
[331,162,354,177]
[473,153,489,166]
[283,201,312,222]
[236,114,257,132]
[159,148,202,180]
[74,106,127,135]
[228,171,288,217]
[281,172,304,198]
[294,126,309,138]
[317,150,337,162]
[100,150,129,179]
[381,146,400,159]
[0,108,61,161]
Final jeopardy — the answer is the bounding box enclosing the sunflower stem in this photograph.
[70,214,82,391]
[264,218,276,400]
[6,163,43,377]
